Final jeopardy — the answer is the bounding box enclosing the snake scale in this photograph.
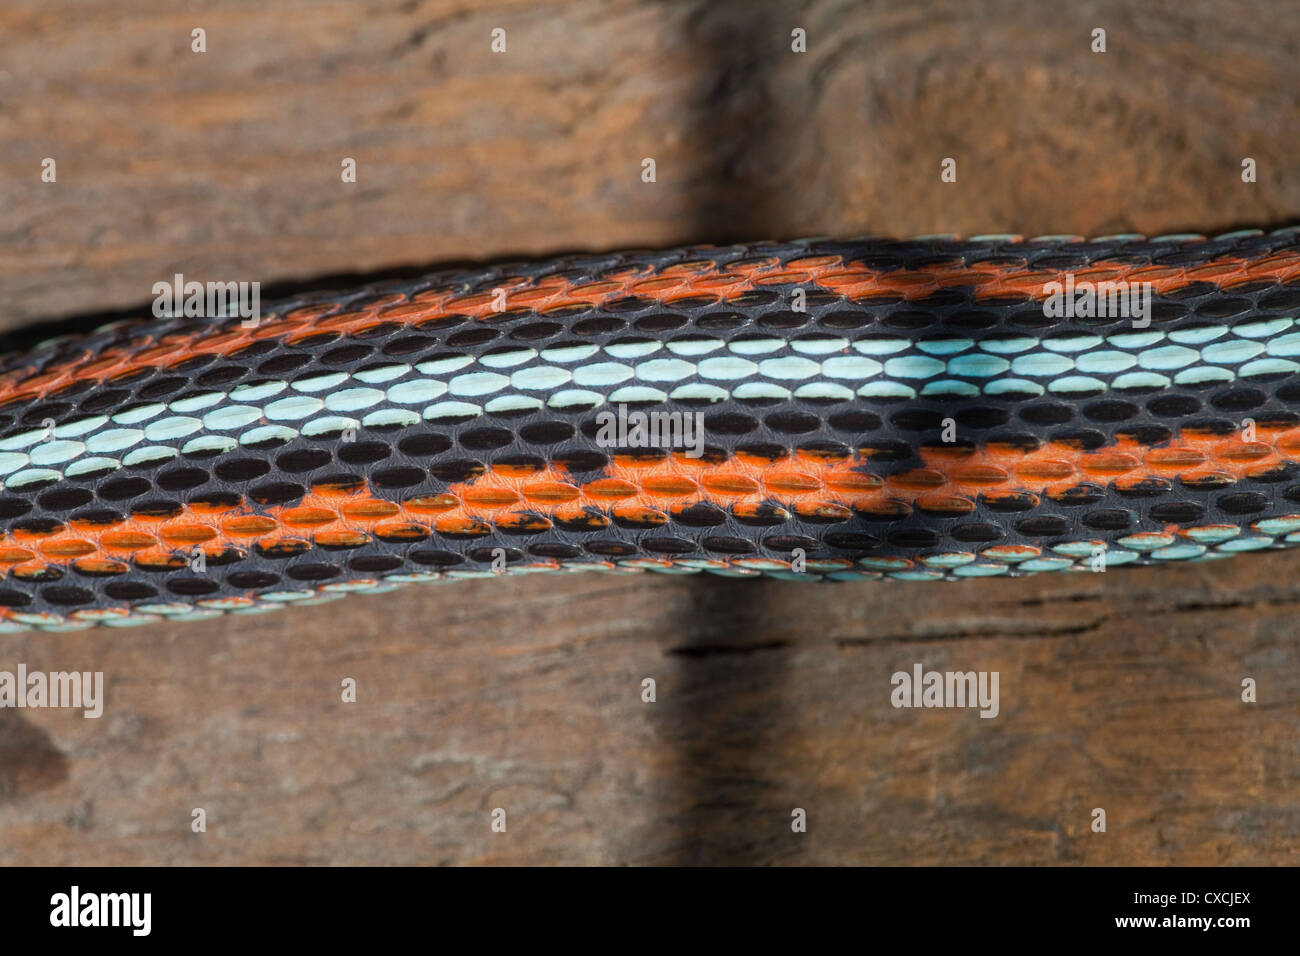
[1,227,1300,630]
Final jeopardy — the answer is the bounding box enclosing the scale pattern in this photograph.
[1,228,1299,630]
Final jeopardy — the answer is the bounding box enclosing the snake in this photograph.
[0,227,1298,630]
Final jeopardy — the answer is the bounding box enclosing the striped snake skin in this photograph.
[2,227,1300,630]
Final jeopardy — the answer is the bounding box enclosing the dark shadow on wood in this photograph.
[647,0,807,865]
[652,576,804,865]
[0,709,69,802]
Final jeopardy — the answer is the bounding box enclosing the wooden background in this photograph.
[0,0,1297,865]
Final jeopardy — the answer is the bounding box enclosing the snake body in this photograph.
[3,228,1300,630]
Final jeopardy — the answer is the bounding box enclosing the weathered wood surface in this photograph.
[0,0,1298,865]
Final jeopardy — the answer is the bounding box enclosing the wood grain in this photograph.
[0,0,1297,865]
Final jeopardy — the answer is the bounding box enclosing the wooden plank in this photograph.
[0,0,1297,864]
[1,555,1296,865]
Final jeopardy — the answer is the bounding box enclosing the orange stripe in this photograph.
[1,421,1297,586]
[3,250,1297,408]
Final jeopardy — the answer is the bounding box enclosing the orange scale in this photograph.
[446,292,499,311]
[351,294,407,311]
[0,379,35,400]
[996,271,1061,294]
[729,257,781,275]
[521,481,581,504]
[567,281,623,299]
[922,444,977,462]
[532,274,574,289]
[582,479,638,500]
[639,476,697,498]
[460,486,521,508]
[1246,254,1300,277]
[434,515,493,536]
[203,546,245,563]
[72,558,130,575]
[886,469,947,491]
[754,271,813,286]
[205,331,254,351]
[340,499,400,521]
[314,530,371,548]
[597,266,648,280]
[1218,442,1274,462]
[659,260,718,277]
[734,447,788,466]
[124,341,170,365]
[610,505,668,525]
[222,515,278,536]
[1246,463,1288,480]
[1180,469,1237,485]
[819,278,878,297]
[1071,268,1125,284]
[795,447,851,464]
[1015,460,1075,482]
[1079,452,1140,475]
[312,477,367,496]
[100,530,157,551]
[1272,432,1300,454]
[693,274,748,290]
[125,508,173,526]
[312,314,379,336]
[25,363,79,389]
[281,507,340,527]
[159,522,220,544]
[372,521,430,541]
[935,272,999,288]
[1254,421,1296,438]
[985,544,1041,560]
[700,473,760,497]
[819,269,875,284]
[785,255,843,270]
[79,355,128,377]
[374,303,438,321]
[1129,266,1187,287]
[313,311,377,333]
[0,547,36,564]
[880,270,937,287]
[555,511,610,532]
[1184,262,1244,281]
[765,473,821,495]
[854,498,912,519]
[972,287,1033,304]
[825,472,883,494]
[405,493,460,513]
[12,561,55,580]
[1114,475,1171,493]
[21,383,64,404]
[493,461,545,478]
[410,288,455,303]
[256,537,312,557]
[623,557,676,570]
[629,277,688,295]
[609,452,668,470]
[1146,447,1207,471]
[133,549,189,571]
[734,501,790,522]
[541,300,593,315]
[38,537,97,558]
[916,494,976,514]
[11,525,64,542]
[495,513,554,533]
[189,498,241,516]
[951,465,1010,486]
[504,287,555,306]
[793,501,853,521]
